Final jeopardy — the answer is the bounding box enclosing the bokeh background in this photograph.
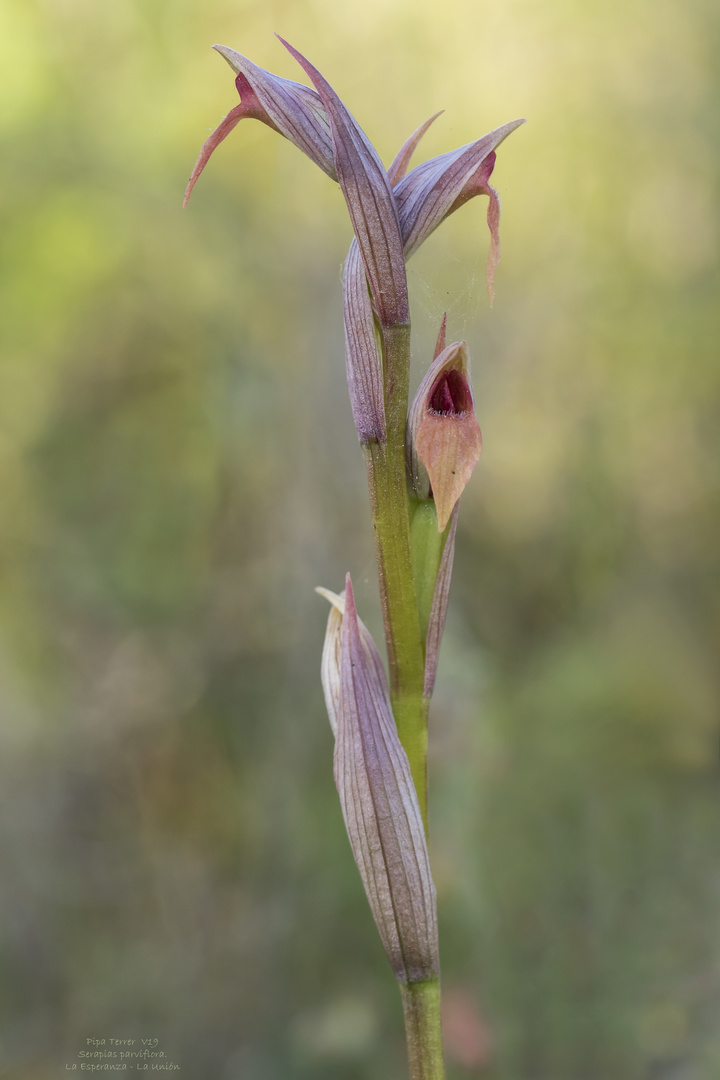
[2,0,719,1076]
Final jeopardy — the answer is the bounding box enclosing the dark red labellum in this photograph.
[429,369,472,415]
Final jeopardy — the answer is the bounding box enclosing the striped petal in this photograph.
[342,240,386,442]
[184,45,336,206]
[279,38,409,330]
[213,45,336,177]
[395,118,525,299]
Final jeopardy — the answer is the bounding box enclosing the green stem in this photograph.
[362,322,427,824]
[400,979,446,1080]
[363,322,445,1080]
[409,498,450,644]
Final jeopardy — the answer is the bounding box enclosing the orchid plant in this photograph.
[185,38,523,1080]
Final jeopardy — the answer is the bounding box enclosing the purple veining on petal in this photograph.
[214,45,336,178]
[343,240,386,442]
[395,119,523,256]
[278,37,409,329]
[184,45,337,207]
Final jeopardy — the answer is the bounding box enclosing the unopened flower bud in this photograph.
[317,578,440,985]
[407,340,482,530]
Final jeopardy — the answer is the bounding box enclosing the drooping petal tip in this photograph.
[182,103,247,208]
[395,116,526,288]
[195,43,336,181]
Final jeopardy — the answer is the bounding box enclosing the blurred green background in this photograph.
[1,0,719,1077]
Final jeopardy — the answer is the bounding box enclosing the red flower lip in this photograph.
[407,339,483,531]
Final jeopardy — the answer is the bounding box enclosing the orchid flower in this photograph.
[186,41,523,1080]
[407,337,483,531]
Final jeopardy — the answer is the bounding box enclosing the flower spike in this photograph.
[407,340,483,530]
[188,40,524,1079]
[318,577,440,985]
[213,46,336,177]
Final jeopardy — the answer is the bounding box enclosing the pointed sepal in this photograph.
[184,44,337,206]
[387,111,443,188]
[395,118,525,300]
[214,45,336,178]
[278,38,409,329]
